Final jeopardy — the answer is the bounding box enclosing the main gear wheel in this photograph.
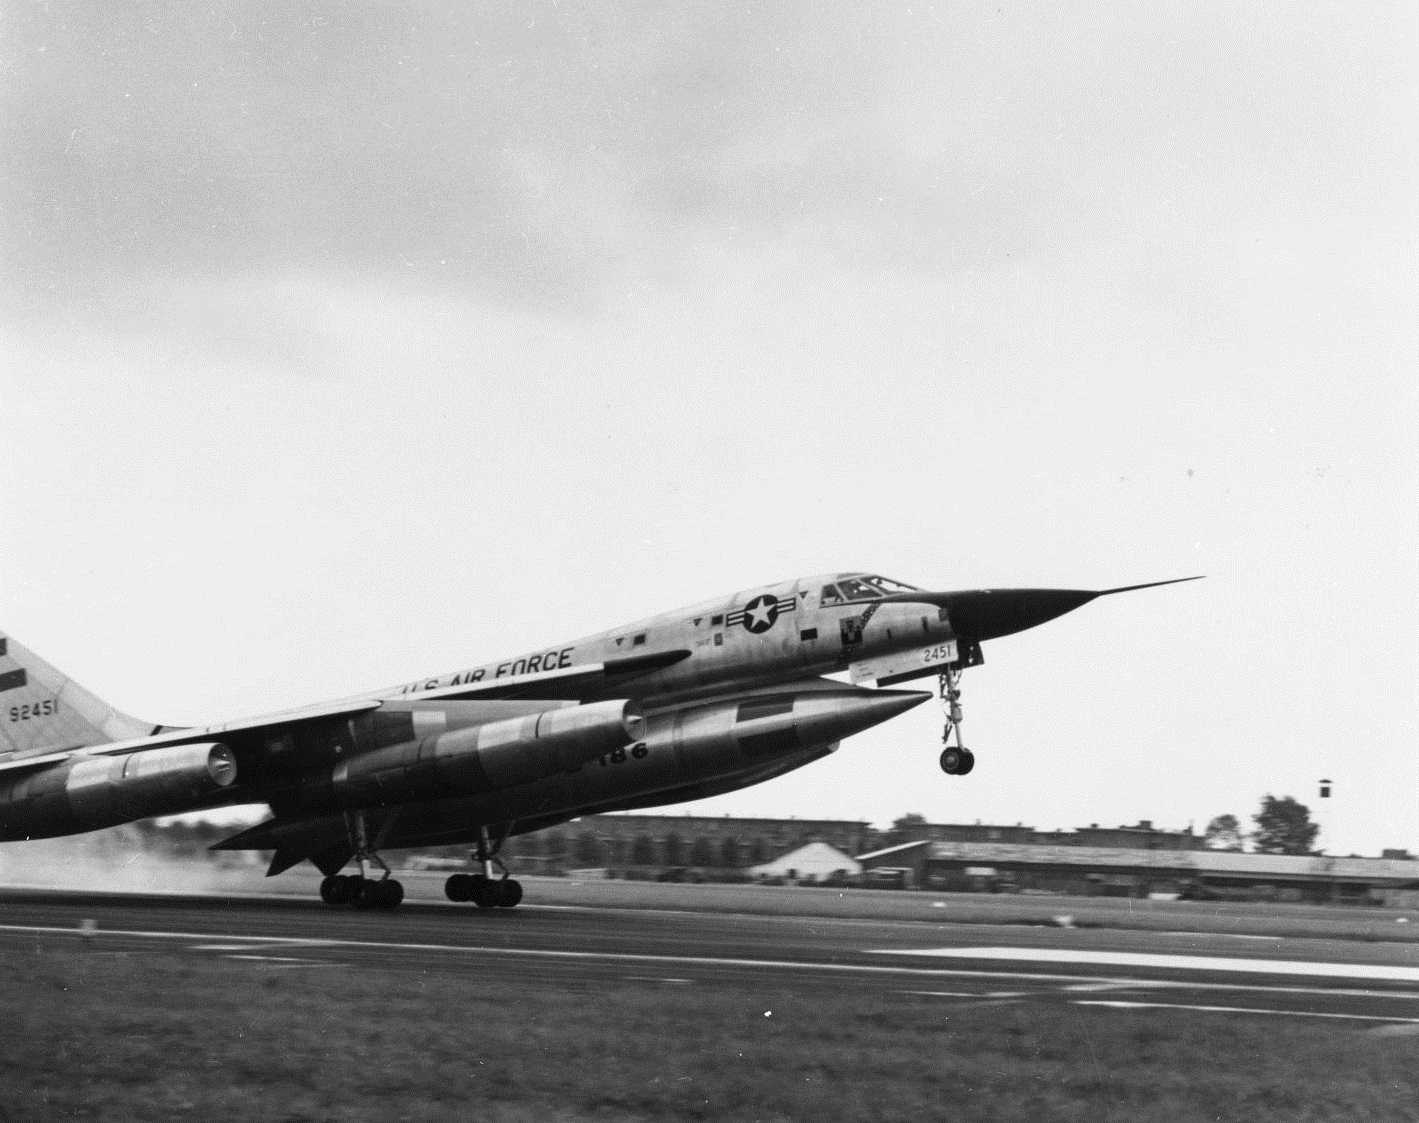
[445,825,523,908]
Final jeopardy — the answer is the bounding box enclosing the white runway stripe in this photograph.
[1075,999,1419,1023]
[870,947,1419,982]
[3,924,1417,1001]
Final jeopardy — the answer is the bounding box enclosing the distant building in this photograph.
[1046,820,1206,851]
[855,840,1419,906]
[517,814,1213,875]
[749,842,861,883]
[883,818,1205,851]
[536,813,874,870]
[894,822,1038,846]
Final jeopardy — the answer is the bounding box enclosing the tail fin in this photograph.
[0,631,155,756]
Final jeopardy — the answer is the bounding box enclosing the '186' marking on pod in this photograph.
[565,742,651,772]
[596,742,650,767]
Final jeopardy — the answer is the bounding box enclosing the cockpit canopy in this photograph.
[819,574,919,606]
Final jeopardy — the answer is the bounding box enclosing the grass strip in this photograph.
[2,943,1415,1122]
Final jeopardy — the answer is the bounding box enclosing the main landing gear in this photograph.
[320,810,405,910]
[320,873,404,909]
[938,666,975,776]
[445,825,523,909]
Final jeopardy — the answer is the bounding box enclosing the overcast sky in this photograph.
[3,3,1415,855]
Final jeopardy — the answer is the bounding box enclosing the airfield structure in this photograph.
[854,839,1419,906]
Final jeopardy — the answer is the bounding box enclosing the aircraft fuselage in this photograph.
[0,572,1197,886]
[387,572,955,708]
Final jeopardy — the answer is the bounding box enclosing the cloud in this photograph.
[3,1,1411,341]
[1,4,911,315]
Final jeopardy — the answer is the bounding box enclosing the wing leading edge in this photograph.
[0,649,691,775]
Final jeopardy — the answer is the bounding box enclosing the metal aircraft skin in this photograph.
[0,572,1196,909]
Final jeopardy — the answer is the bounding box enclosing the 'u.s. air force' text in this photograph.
[396,648,576,694]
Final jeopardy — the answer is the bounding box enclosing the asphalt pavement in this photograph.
[3,884,1417,1029]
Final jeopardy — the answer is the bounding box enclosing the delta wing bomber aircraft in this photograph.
[0,573,1197,910]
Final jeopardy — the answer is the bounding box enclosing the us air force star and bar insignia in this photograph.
[726,594,797,634]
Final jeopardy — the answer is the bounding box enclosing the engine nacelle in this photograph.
[326,699,643,810]
[383,686,930,834]
[0,742,238,840]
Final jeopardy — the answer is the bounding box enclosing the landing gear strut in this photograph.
[320,810,405,909]
[938,666,975,776]
[445,825,523,909]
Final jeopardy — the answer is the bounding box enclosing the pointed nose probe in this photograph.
[793,689,933,744]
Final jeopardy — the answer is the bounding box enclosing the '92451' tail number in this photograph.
[9,699,59,722]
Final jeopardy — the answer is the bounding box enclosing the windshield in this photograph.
[823,575,921,604]
[865,575,920,594]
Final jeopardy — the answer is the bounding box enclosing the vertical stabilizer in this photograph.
[0,631,155,756]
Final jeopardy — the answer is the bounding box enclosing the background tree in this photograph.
[886,813,928,847]
[690,837,715,867]
[1251,795,1320,855]
[720,836,741,868]
[1203,813,1245,851]
[574,833,603,866]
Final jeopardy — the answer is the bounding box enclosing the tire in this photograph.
[445,874,471,903]
[939,747,965,774]
[380,880,405,909]
[497,879,523,908]
[470,876,498,909]
[320,876,346,905]
[958,749,975,775]
[348,877,373,909]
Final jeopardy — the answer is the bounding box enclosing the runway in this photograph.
[3,883,1417,1029]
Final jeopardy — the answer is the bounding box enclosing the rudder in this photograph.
[0,631,155,756]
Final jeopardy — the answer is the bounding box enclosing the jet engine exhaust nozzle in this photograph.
[0,742,238,841]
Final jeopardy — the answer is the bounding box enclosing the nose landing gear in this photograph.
[445,824,523,909]
[938,666,975,776]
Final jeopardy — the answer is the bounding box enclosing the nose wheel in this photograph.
[938,666,975,776]
[939,744,975,775]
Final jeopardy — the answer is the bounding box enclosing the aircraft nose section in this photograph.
[913,577,1202,643]
[928,588,1100,643]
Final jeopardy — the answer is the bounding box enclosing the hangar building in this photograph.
[855,840,1419,906]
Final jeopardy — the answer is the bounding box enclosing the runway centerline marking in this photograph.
[870,947,1419,982]
[1074,999,1419,1024]
[3,924,1417,1002]
[1064,980,1152,993]
[190,942,316,951]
